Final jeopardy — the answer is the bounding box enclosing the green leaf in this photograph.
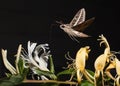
[22,68,29,77]
[5,73,12,78]
[18,58,24,75]
[80,80,94,86]
[57,68,75,77]
[0,74,24,86]
[35,69,57,80]
[49,55,55,73]
[17,57,29,78]
[9,74,24,85]
[18,58,24,74]
[0,80,15,86]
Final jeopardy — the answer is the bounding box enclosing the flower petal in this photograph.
[1,49,17,74]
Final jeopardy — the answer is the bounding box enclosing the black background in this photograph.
[0,0,120,80]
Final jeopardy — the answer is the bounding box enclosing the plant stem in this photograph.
[23,80,77,85]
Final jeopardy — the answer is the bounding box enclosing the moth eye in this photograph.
[61,25,65,28]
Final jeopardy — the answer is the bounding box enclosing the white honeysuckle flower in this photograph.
[1,49,17,74]
[34,44,50,71]
[1,45,22,75]
[27,41,41,69]
[21,41,51,80]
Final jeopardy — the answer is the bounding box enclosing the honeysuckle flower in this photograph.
[1,49,17,75]
[21,41,51,80]
[75,46,94,83]
[1,45,22,75]
[94,34,113,86]
[105,55,120,86]
[63,46,94,84]
[34,43,50,71]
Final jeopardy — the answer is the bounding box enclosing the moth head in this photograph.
[60,24,66,29]
[56,21,67,29]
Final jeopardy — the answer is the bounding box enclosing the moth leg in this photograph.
[68,34,80,43]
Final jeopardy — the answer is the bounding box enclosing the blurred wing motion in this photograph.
[59,8,95,42]
[72,17,95,32]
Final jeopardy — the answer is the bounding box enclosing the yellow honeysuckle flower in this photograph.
[94,34,112,86]
[75,46,93,83]
[105,55,120,86]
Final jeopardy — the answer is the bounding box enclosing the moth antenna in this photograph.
[56,21,63,25]
[50,24,57,29]
[50,20,61,28]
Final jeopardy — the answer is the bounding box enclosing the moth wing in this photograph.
[72,30,90,37]
[72,17,95,32]
[70,8,86,27]
[77,32,90,37]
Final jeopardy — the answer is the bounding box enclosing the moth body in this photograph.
[58,8,95,42]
